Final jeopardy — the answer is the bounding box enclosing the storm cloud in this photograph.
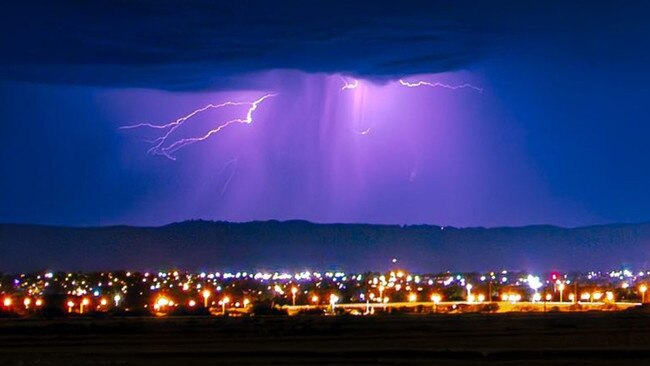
[0,0,612,90]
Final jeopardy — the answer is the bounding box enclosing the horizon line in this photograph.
[2,218,650,231]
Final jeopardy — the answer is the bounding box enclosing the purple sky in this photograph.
[1,1,649,228]
[78,70,592,227]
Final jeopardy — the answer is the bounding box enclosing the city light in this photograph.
[528,275,542,292]
[291,287,298,306]
[502,293,522,303]
[113,294,122,307]
[67,301,74,313]
[329,294,339,312]
[0,268,647,317]
[202,290,211,307]
[408,293,417,302]
[640,284,647,303]
[155,296,171,311]
[558,283,566,303]
[221,296,230,314]
[80,298,90,314]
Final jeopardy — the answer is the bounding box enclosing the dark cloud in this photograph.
[0,0,646,90]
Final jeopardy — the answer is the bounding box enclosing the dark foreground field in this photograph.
[1,313,650,365]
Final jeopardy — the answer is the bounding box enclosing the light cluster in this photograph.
[1,268,648,316]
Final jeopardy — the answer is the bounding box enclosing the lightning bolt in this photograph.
[338,77,482,136]
[340,77,359,91]
[120,94,276,160]
[339,77,370,135]
[398,79,484,93]
[219,156,239,196]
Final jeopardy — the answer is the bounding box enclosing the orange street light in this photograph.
[80,298,89,314]
[408,293,417,303]
[640,284,648,303]
[430,294,441,313]
[221,296,230,314]
[291,287,298,306]
[202,290,211,308]
[558,283,565,303]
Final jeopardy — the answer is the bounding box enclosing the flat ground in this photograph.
[1,312,650,365]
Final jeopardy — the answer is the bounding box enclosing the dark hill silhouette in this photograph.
[1,220,650,272]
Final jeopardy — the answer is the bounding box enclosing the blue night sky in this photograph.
[1,0,649,228]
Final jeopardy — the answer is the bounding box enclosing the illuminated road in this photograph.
[283,301,641,315]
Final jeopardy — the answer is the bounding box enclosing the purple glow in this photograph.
[106,70,588,227]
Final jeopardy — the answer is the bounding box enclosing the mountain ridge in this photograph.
[1,220,650,273]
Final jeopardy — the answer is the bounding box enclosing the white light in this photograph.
[527,275,542,291]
